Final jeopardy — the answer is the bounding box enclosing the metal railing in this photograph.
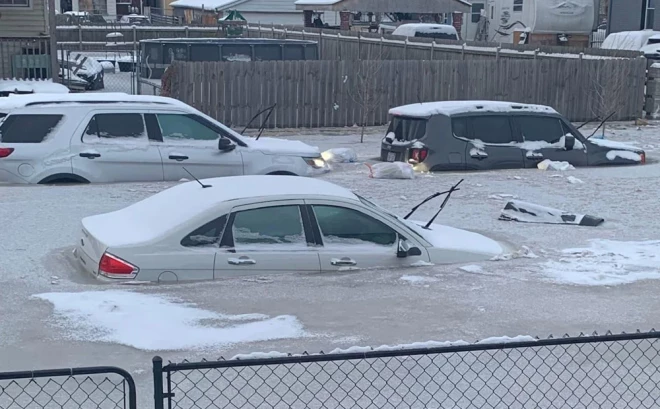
[153,330,660,409]
[0,366,137,409]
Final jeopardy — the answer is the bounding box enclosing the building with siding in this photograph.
[608,0,658,33]
[170,0,320,25]
[0,0,55,80]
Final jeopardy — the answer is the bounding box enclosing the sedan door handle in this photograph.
[331,257,357,266]
[79,152,101,159]
[228,256,256,265]
[169,155,189,161]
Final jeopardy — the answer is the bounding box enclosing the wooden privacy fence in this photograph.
[169,58,647,128]
[56,25,642,61]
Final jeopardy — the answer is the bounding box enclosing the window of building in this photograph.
[646,0,655,29]
[471,3,485,23]
[0,0,29,7]
[513,0,523,12]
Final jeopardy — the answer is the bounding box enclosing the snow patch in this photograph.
[590,138,640,150]
[410,260,435,267]
[0,79,69,94]
[33,290,307,351]
[491,246,538,261]
[389,101,557,118]
[566,176,584,184]
[459,264,483,273]
[537,159,575,171]
[542,240,660,286]
[400,275,438,284]
[606,150,642,162]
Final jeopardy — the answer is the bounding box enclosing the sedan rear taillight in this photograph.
[641,152,647,164]
[0,147,14,158]
[99,252,138,279]
[409,148,429,163]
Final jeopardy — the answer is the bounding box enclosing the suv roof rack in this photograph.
[24,100,175,107]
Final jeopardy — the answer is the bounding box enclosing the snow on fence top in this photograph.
[389,101,558,118]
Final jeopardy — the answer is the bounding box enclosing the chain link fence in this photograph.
[0,366,137,409]
[56,48,139,94]
[154,331,660,409]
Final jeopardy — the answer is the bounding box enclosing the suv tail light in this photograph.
[0,147,14,158]
[409,148,428,163]
[99,252,138,279]
[641,152,646,164]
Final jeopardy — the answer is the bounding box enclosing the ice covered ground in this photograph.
[1,121,660,406]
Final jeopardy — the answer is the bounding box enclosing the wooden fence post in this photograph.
[78,25,82,49]
[430,41,434,60]
[404,38,408,61]
[357,31,361,60]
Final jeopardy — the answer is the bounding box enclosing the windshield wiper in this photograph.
[404,192,445,220]
[423,179,464,229]
[240,104,276,140]
[576,116,599,130]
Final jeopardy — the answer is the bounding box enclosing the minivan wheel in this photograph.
[38,174,90,184]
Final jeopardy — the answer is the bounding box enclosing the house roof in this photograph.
[295,0,470,13]
[170,0,245,11]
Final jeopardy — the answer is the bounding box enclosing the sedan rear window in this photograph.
[0,114,63,143]
[388,116,427,141]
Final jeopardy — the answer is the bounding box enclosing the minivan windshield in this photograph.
[387,116,427,141]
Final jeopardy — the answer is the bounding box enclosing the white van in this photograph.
[601,30,660,59]
[391,24,459,41]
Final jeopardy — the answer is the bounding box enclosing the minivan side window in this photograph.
[83,113,146,142]
[0,114,63,143]
[451,118,468,139]
[469,116,515,144]
[517,116,565,144]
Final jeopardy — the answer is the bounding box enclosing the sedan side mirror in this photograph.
[397,237,423,258]
[564,135,576,151]
[218,137,235,152]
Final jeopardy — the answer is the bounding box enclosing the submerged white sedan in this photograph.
[74,176,505,282]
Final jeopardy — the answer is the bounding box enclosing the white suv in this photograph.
[0,94,328,184]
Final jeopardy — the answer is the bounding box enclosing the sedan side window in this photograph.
[156,114,219,141]
[517,116,565,144]
[312,205,397,247]
[230,206,307,249]
[181,215,228,248]
[469,116,515,144]
[83,113,146,143]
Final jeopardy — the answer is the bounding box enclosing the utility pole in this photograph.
[47,0,60,83]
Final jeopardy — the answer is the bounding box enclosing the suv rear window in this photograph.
[388,116,427,141]
[0,114,63,143]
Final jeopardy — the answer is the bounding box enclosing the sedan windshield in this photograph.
[356,194,428,243]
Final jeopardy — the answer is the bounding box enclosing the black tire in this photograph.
[38,174,90,185]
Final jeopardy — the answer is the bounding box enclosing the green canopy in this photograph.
[219,10,246,21]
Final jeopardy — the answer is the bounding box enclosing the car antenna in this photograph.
[182,167,212,188]
[423,179,464,229]
[587,111,616,139]
[404,189,457,220]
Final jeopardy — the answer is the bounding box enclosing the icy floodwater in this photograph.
[2,122,660,408]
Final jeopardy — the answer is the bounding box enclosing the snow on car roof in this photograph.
[0,93,186,111]
[392,24,457,37]
[602,30,660,51]
[389,101,557,118]
[83,175,358,247]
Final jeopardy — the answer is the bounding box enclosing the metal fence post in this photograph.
[153,356,165,409]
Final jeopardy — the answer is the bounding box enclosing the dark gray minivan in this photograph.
[380,101,646,171]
